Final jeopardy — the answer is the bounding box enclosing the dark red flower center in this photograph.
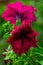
[19,30,28,39]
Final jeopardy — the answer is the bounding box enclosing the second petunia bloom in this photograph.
[7,22,38,55]
[2,2,37,24]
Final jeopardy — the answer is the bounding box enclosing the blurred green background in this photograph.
[0,0,43,65]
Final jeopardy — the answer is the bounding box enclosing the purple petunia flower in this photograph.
[2,2,37,24]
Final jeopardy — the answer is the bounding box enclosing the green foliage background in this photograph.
[0,0,43,65]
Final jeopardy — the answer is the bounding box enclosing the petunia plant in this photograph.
[2,1,43,65]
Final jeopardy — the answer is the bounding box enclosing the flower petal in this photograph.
[22,5,36,22]
[22,5,36,14]
[23,12,36,22]
[2,9,16,24]
[7,2,23,14]
[11,39,21,54]
[19,39,31,55]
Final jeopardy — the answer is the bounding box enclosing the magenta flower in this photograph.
[7,22,38,55]
[2,2,37,24]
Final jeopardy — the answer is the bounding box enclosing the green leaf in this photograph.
[16,20,21,26]
[24,62,28,65]
[3,33,11,40]
[2,21,10,28]
[2,21,14,33]
[4,55,11,60]
[39,60,43,65]
[8,45,12,50]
